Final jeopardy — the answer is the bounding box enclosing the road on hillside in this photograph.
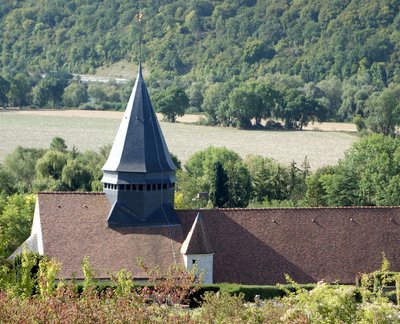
[72,74,130,84]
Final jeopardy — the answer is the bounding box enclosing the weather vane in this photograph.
[136,11,144,64]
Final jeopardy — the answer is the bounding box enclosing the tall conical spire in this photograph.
[101,65,179,228]
[102,64,176,173]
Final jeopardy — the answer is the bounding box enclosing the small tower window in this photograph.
[146,184,151,191]
[163,184,167,189]
[126,184,131,191]
[138,184,143,191]
[152,184,157,190]
[120,184,125,190]
[157,184,162,190]
[132,184,137,191]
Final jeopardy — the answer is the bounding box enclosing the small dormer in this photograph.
[101,64,180,228]
[181,213,214,283]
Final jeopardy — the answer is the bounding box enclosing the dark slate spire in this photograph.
[103,64,176,173]
[101,64,180,228]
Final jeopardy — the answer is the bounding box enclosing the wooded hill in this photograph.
[1,0,400,123]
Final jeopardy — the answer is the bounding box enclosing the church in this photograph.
[15,64,400,285]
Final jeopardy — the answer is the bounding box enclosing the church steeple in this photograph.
[101,64,180,228]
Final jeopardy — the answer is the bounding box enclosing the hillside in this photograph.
[1,1,399,81]
[1,0,400,122]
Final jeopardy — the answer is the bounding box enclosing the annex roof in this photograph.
[177,207,400,285]
[102,64,176,174]
[181,213,213,255]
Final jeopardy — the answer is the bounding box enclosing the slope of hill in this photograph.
[1,0,399,84]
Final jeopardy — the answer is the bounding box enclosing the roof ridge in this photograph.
[38,191,105,195]
[177,205,400,211]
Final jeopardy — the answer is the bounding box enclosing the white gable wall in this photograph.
[30,200,44,254]
[183,254,213,284]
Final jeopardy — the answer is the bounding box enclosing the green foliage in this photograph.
[277,89,327,130]
[62,82,88,107]
[81,256,97,294]
[0,0,400,125]
[209,161,229,208]
[0,76,10,106]
[196,291,250,322]
[50,136,67,152]
[0,194,35,258]
[0,251,41,298]
[280,282,358,323]
[3,147,46,193]
[365,84,400,136]
[183,147,251,208]
[110,269,133,297]
[153,85,189,122]
[1,258,400,322]
[37,257,60,298]
[32,72,71,108]
[353,114,366,133]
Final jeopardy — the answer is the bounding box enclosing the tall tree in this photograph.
[209,161,229,208]
[365,85,400,136]
[0,76,10,106]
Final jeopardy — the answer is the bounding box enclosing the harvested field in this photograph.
[0,110,357,169]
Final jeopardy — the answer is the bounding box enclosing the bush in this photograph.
[79,103,96,110]
[353,115,366,132]
[99,101,124,110]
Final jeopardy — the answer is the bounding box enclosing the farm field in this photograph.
[0,110,357,170]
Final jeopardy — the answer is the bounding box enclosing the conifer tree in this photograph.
[209,161,229,208]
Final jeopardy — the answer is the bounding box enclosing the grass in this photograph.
[0,110,357,170]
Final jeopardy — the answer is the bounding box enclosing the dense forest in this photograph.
[1,0,400,127]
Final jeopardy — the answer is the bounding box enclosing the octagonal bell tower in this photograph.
[101,64,180,227]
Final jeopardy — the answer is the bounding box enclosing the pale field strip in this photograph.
[0,110,357,170]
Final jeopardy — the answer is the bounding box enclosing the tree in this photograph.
[88,83,108,104]
[0,165,15,196]
[255,83,283,123]
[153,86,189,122]
[243,38,275,64]
[50,136,68,152]
[35,150,68,181]
[0,76,10,106]
[277,89,327,129]
[32,72,71,108]
[209,161,229,208]
[61,160,92,191]
[62,82,88,107]
[0,194,35,258]
[202,82,232,125]
[365,85,400,136]
[7,73,31,107]
[249,157,289,203]
[228,84,260,128]
[3,147,46,193]
[184,147,252,207]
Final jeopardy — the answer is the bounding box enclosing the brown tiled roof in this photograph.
[37,192,400,284]
[38,193,183,279]
[181,213,213,255]
[177,208,400,285]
